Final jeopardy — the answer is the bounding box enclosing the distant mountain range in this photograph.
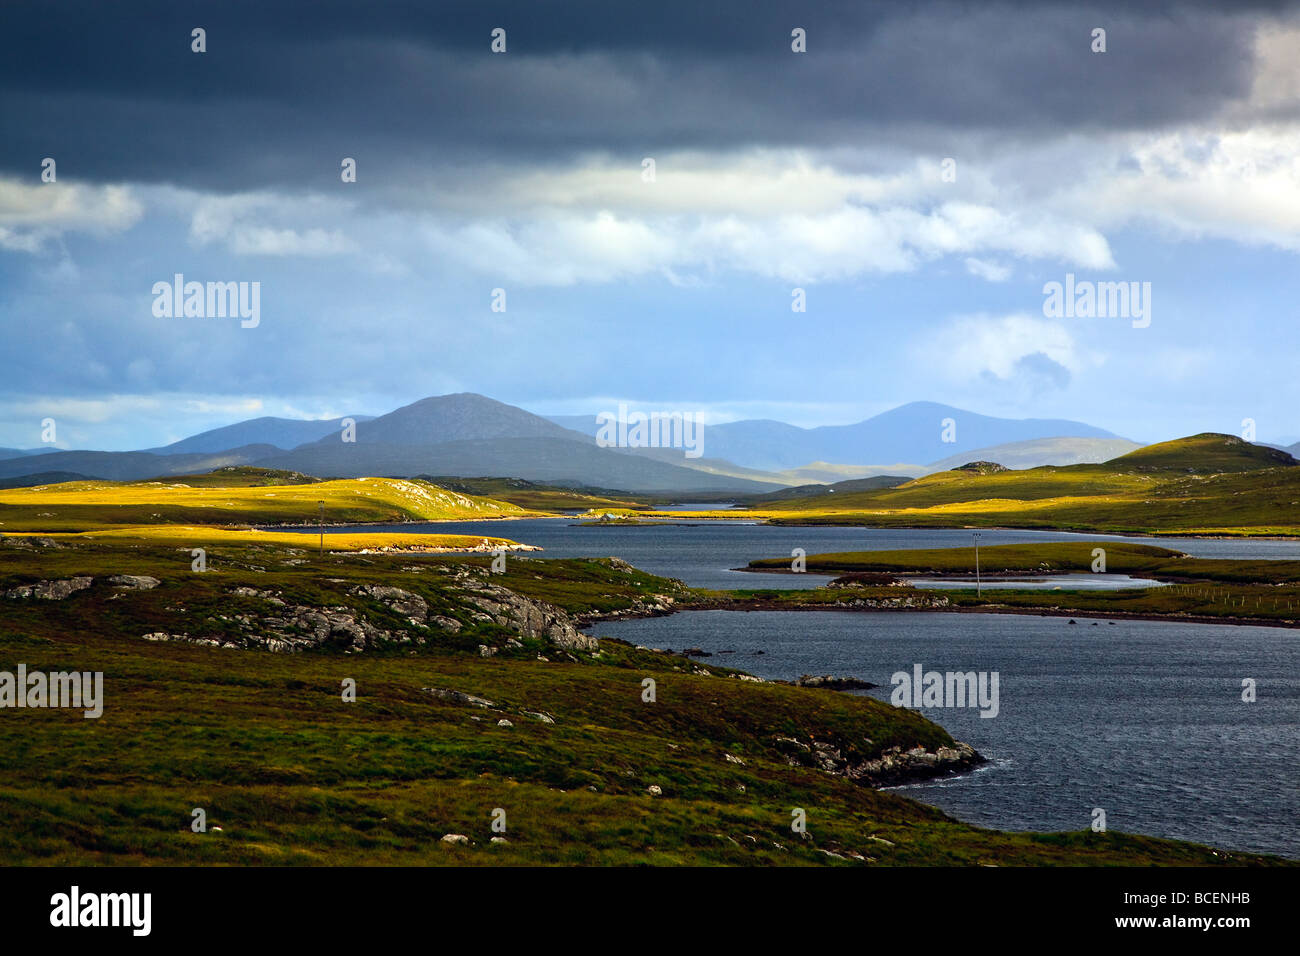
[0,445,284,483]
[551,401,1126,471]
[245,395,774,492]
[0,395,776,493]
[0,393,1276,494]
[0,447,57,459]
[145,416,375,455]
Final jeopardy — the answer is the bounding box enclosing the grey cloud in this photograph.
[1004,350,1073,393]
[0,1,1288,195]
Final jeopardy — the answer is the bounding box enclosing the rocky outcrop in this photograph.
[848,742,983,786]
[687,592,952,614]
[774,736,982,787]
[827,573,909,589]
[141,578,594,655]
[795,674,878,691]
[0,536,64,550]
[353,584,428,623]
[423,688,496,709]
[143,631,238,650]
[108,575,160,590]
[422,688,558,726]
[455,576,597,651]
[575,593,680,626]
[812,594,949,610]
[265,607,400,653]
[143,588,430,654]
[5,576,93,600]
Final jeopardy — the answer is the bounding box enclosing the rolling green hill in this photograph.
[1105,433,1297,473]
[0,473,534,532]
[418,476,648,512]
[727,434,1300,535]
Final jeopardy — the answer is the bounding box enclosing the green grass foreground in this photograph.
[0,536,1287,866]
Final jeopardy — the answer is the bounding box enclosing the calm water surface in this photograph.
[591,610,1300,859]
[313,517,1300,589]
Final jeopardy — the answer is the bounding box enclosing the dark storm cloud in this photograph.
[0,0,1290,194]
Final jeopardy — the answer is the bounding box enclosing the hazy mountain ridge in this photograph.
[0,445,284,482]
[0,447,58,458]
[148,415,376,455]
[255,436,776,493]
[335,394,590,446]
[550,401,1125,471]
[0,471,98,490]
[926,437,1144,472]
[0,394,1284,494]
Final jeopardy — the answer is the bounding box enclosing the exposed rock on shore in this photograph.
[774,735,982,787]
[794,674,878,690]
[827,572,910,588]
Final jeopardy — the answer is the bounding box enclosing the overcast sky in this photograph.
[3,0,1299,449]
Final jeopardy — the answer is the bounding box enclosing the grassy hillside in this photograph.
[698,434,1300,536]
[38,525,522,554]
[744,475,912,504]
[418,476,648,513]
[162,466,323,486]
[0,473,534,532]
[1109,433,1297,473]
[0,534,1282,866]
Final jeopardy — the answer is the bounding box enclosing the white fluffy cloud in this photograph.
[965,258,1012,282]
[188,193,356,257]
[413,191,1115,285]
[0,178,142,252]
[1069,128,1300,251]
[922,312,1093,387]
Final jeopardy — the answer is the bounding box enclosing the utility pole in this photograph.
[973,532,982,597]
[318,500,324,556]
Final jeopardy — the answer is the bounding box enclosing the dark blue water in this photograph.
[589,610,1300,859]
[311,518,1300,590]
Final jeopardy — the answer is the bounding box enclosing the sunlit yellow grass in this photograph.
[28,524,522,553]
[0,476,542,532]
[0,476,528,516]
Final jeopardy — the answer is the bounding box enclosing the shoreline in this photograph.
[581,596,1300,630]
[756,518,1300,540]
[735,565,1171,579]
[256,514,551,530]
[263,514,1300,541]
